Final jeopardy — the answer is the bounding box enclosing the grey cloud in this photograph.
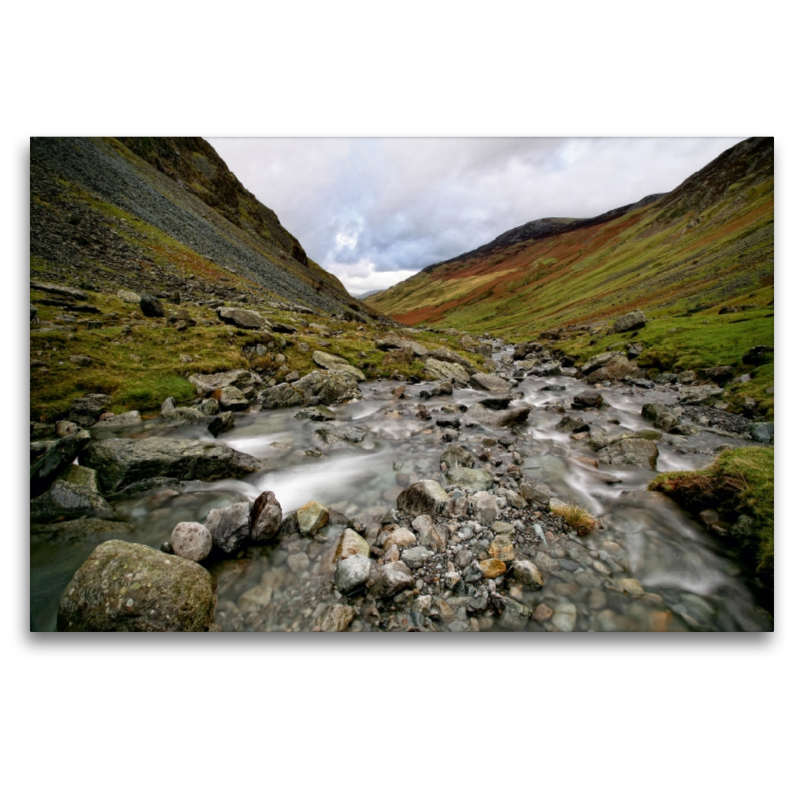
[208,136,746,294]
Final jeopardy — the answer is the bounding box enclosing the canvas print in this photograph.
[29,136,774,632]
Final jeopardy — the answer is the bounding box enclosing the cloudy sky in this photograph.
[208,137,745,296]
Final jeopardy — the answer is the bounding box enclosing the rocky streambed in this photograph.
[31,347,774,632]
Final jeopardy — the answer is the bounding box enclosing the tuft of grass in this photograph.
[551,498,597,536]
[649,447,773,583]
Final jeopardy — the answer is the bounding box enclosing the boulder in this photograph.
[609,309,646,334]
[217,307,266,329]
[205,502,252,554]
[466,402,531,428]
[424,358,470,386]
[30,464,112,523]
[312,351,366,381]
[57,540,215,632]
[293,370,362,405]
[572,390,603,409]
[334,554,372,594]
[69,393,109,427]
[446,467,494,491]
[249,491,283,543]
[92,410,143,430]
[216,385,249,411]
[294,405,336,422]
[170,522,213,562]
[441,444,474,470]
[556,416,589,434]
[596,438,659,469]
[642,402,682,433]
[313,423,367,450]
[581,351,619,374]
[427,348,475,372]
[589,354,641,382]
[678,385,725,405]
[470,372,512,392]
[139,294,165,318]
[30,429,92,496]
[259,383,304,409]
[189,369,252,397]
[79,437,264,495]
[397,480,449,516]
[117,289,141,303]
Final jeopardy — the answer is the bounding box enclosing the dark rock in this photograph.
[208,411,235,437]
[748,422,773,443]
[139,294,165,317]
[596,438,659,469]
[30,464,112,523]
[397,480,449,517]
[556,416,589,434]
[479,395,513,410]
[205,501,252,554]
[30,429,92,496]
[69,393,109,427]
[30,281,88,301]
[249,490,283,543]
[57,540,215,632]
[294,405,336,422]
[742,346,773,366]
[80,437,264,494]
[572,390,603,409]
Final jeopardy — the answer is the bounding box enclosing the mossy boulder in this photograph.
[57,540,215,631]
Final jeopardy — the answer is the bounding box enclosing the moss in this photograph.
[649,447,773,586]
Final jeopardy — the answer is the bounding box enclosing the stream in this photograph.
[30,351,773,632]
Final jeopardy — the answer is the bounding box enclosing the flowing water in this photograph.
[30,353,773,632]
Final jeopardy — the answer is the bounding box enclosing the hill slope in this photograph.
[370,137,773,336]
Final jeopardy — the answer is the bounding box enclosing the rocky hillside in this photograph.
[370,138,773,335]
[31,137,372,318]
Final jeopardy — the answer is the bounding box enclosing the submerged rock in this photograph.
[57,540,215,631]
[596,438,659,469]
[446,467,494,491]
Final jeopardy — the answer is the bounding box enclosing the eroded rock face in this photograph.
[80,438,264,495]
[57,540,215,631]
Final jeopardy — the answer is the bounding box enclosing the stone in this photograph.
[293,370,362,406]
[189,369,252,396]
[470,372,512,392]
[296,500,329,535]
[92,410,143,429]
[208,411,235,437]
[677,385,725,405]
[117,289,141,303]
[473,491,499,526]
[205,502,252,554]
[57,540,215,632]
[294,405,336,422]
[69,393,109,427]
[319,604,356,632]
[589,354,641,382]
[335,528,371,561]
[742,345,773,366]
[609,309,646,333]
[79,437,264,495]
[31,427,93,496]
[217,307,266,329]
[313,424,367,450]
[748,422,773,443]
[556,416,590,433]
[54,420,80,437]
[533,603,554,622]
[445,467,494,491]
[441,444,475,470]
[382,527,417,550]
[30,464,112,523]
[479,558,507,579]
[489,533,515,562]
[615,578,645,596]
[249,491,283,543]
[412,515,447,552]
[397,480,449,516]
[572,390,603,409]
[513,560,545,588]
[551,602,578,632]
[170,521,213,562]
[518,479,550,508]
[499,598,532,630]
[424,358,470,386]
[401,546,433,570]
[369,561,415,598]
[214,385,248,411]
[139,294,165,317]
[287,552,310,574]
[596,438,659,469]
[466,402,531,428]
[69,354,92,366]
[312,350,366,381]
[642,402,682,433]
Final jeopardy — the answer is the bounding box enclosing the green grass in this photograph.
[649,447,774,586]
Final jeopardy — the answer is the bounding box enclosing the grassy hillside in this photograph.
[370,138,773,339]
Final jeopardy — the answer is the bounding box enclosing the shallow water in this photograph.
[30,358,772,632]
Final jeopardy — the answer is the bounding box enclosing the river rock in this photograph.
[441,444,474,469]
[512,560,545,588]
[296,500,329,535]
[249,491,283,543]
[615,578,645,596]
[319,604,356,632]
[677,385,725,405]
[217,307,266,329]
[397,480,449,516]
[69,393,109,427]
[313,423,367,450]
[217,385,249,411]
[556,415,589,433]
[596,438,659,469]
[581,351,619,374]
[551,602,578,631]
[294,405,336,422]
[401,546,434,570]
[473,491,499,525]
[642,402,682,433]
[55,419,81,437]
[488,533,515,561]
[466,402,531,428]
[518,478,551,508]
[31,429,92,496]
[30,464,112,523]
[424,358,470,386]
[170,521,213,561]
[412,515,447,552]
[590,353,641,382]
[57,540,215,632]
[92,410,143,429]
[572,390,603,409]
[470,372,512,392]
[499,597,532,630]
[205,501,252,553]
[312,351,366,381]
[80,438,264,494]
[208,411,235,437]
[139,294,165,317]
[294,370,362,406]
[610,309,646,333]
[446,467,494,491]
[259,383,304,408]
[335,528,370,561]
[369,561,415,597]
[479,558,507,579]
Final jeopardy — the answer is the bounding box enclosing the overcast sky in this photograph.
[207,137,745,296]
